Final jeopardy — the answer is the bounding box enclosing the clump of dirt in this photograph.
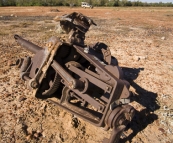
[50,8,60,12]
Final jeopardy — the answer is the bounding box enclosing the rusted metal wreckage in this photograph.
[14,12,135,143]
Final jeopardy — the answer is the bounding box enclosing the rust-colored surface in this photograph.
[0,7,173,143]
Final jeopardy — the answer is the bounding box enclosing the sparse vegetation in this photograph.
[0,0,173,7]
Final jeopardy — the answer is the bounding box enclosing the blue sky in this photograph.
[132,0,173,3]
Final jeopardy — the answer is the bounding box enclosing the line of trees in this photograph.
[0,0,173,7]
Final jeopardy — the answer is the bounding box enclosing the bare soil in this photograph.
[0,6,173,143]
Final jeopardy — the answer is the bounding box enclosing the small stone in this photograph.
[36,129,43,134]
[34,133,39,138]
[158,128,165,133]
[133,55,147,61]
[18,96,27,102]
[139,56,147,60]
[42,131,46,137]
[161,37,166,40]
[27,127,33,134]
[133,56,140,61]
[8,110,12,114]
[26,135,31,140]
[163,106,168,110]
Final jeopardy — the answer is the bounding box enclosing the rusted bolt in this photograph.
[29,80,38,89]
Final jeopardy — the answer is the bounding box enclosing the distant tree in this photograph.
[3,0,16,6]
[89,0,92,5]
[62,0,70,6]
[143,2,149,7]
[107,0,115,6]
[92,0,100,6]
[112,0,119,7]
[120,0,127,6]
[99,0,106,6]
[0,0,173,7]
[166,2,173,7]
[0,0,3,6]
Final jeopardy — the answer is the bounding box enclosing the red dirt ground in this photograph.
[0,6,173,143]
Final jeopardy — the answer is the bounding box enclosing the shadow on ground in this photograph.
[120,67,160,143]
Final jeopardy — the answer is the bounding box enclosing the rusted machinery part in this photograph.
[14,34,134,143]
[65,61,86,91]
[14,34,42,54]
[20,56,31,72]
[14,12,136,143]
[62,86,87,107]
[64,47,80,62]
[59,12,96,46]
[42,72,61,96]
[89,42,112,65]
[39,45,70,96]
[103,105,135,143]
[56,44,71,58]
[16,57,32,73]
[40,45,70,96]
[62,86,71,101]
[65,61,84,72]
[60,12,96,33]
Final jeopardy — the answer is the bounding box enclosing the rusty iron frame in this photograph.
[14,12,136,143]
